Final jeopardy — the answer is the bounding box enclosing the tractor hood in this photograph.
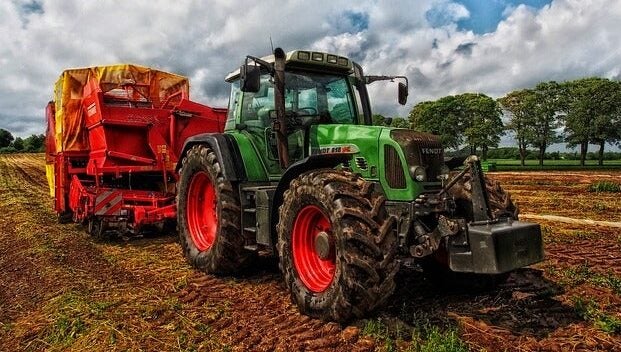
[307,125,446,201]
[308,124,383,167]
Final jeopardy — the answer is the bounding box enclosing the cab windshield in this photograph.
[239,72,358,128]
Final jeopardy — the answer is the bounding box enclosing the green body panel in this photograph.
[306,125,425,201]
[227,130,270,181]
[309,124,381,180]
[378,128,426,201]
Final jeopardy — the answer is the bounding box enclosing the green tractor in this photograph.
[176,48,544,322]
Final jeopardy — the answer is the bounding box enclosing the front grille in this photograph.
[355,157,368,170]
[390,130,443,182]
[384,145,406,189]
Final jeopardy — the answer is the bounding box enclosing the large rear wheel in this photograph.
[277,169,399,322]
[177,144,253,274]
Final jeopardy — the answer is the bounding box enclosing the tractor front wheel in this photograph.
[277,169,399,322]
[177,144,253,274]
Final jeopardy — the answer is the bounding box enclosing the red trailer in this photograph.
[46,65,225,237]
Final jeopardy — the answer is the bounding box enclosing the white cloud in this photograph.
[0,0,620,137]
[311,32,367,58]
[425,0,470,27]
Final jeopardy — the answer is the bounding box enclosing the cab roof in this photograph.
[225,50,355,82]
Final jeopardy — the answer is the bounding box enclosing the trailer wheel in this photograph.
[177,144,253,274]
[87,218,108,241]
[423,173,515,291]
[58,211,73,224]
[277,169,399,322]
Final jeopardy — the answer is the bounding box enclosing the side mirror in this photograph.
[398,82,408,105]
[240,64,260,93]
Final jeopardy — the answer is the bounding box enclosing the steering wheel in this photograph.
[296,107,318,116]
[285,107,319,132]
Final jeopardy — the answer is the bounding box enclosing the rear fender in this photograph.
[176,133,246,182]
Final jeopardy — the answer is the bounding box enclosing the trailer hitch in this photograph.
[438,155,492,222]
[464,155,492,222]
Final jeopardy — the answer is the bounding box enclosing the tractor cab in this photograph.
[227,69,360,172]
[224,49,407,176]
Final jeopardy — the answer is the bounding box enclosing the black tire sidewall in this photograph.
[177,146,229,272]
[278,169,398,322]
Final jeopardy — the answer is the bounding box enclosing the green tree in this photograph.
[498,89,537,166]
[12,137,24,151]
[586,79,621,166]
[23,134,45,152]
[460,93,504,160]
[372,114,387,126]
[563,78,621,166]
[0,129,14,148]
[563,79,592,166]
[528,82,564,166]
[390,117,410,128]
[409,94,503,157]
[409,97,465,150]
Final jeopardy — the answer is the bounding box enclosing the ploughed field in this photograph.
[0,154,619,351]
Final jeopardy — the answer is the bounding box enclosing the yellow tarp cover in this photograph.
[45,164,54,197]
[54,64,189,152]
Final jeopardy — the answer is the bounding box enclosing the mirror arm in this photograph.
[365,75,408,87]
[245,55,274,75]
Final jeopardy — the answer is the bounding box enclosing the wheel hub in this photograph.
[314,231,333,260]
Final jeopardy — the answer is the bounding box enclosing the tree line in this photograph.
[0,129,45,153]
[405,77,621,166]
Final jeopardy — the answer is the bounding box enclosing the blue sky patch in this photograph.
[336,11,369,33]
[455,0,552,34]
[20,0,44,15]
[425,4,464,28]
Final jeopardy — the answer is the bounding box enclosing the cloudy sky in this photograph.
[1,0,620,143]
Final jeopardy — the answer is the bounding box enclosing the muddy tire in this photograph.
[423,172,516,291]
[277,169,399,322]
[177,144,253,274]
[447,171,519,220]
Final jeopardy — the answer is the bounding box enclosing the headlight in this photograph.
[409,165,426,182]
[438,165,450,180]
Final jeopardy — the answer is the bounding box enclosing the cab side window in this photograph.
[327,79,356,124]
[225,81,241,131]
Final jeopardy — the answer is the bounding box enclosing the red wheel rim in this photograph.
[292,205,335,293]
[186,171,217,251]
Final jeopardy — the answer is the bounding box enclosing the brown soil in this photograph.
[490,170,621,222]
[0,155,619,351]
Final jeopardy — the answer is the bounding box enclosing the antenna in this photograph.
[269,36,274,52]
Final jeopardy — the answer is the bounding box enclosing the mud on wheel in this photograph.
[447,170,519,221]
[277,169,399,322]
[177,144,253,274]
